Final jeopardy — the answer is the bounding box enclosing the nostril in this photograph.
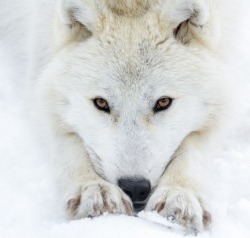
[138,184,151,201]
[124,190,132,198]
[118,180,133,200]
[140,191,146,198]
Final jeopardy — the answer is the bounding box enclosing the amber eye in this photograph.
[93,98,110,113]
[154,97,172,113]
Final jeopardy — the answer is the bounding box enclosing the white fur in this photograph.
[0,0,245,232]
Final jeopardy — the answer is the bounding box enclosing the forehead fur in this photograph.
[104,0,157,17]
[93,0,170,36]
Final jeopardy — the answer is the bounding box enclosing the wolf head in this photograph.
[41,0,227,189]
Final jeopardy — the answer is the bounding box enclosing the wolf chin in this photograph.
[1,0,239,232]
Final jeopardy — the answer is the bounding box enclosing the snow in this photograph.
[1,8,250,238]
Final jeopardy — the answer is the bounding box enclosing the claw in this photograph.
[67,196,81,216]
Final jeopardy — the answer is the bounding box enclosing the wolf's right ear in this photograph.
[55,0,102,47]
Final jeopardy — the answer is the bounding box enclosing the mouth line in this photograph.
[133,202,146,212]
[132,199,149,212]
[132,186,159,212]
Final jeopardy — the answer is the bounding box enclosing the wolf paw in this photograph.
[146,187,211,232]
[67,181,133,219]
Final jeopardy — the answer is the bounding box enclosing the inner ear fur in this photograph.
[170,0,210,45]
[173,20,203,45]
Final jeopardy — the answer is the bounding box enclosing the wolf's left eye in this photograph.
[93,98,110,113]
[154,97,173,113]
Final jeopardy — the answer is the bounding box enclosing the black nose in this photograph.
[118,178,151,208]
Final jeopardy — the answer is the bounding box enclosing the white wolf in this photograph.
[1,0,247,232]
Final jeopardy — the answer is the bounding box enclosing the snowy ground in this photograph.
[1,13,250,238]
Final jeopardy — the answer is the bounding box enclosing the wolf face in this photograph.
[40,0,225,189]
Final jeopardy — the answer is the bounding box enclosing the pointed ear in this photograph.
[55,0,102,48]
[169,0,210,45]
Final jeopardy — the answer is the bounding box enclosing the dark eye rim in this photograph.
[93,97,110,113]
[153,96,173,113]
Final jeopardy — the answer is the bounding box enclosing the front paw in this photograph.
[67,181,133,219]
[146,186,211,232]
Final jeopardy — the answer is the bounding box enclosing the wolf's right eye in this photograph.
[93,98,110,113]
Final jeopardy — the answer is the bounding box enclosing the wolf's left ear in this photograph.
[168,0,211,45]
[55,0,102,48]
